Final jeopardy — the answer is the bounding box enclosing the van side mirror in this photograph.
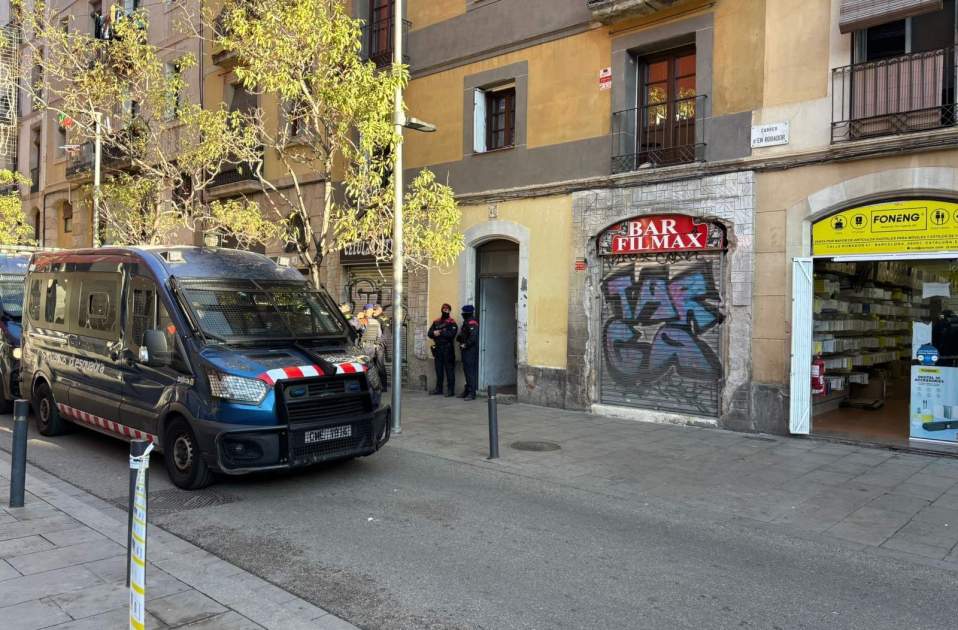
[143,330,172,367]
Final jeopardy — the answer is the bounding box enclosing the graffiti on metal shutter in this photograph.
[597,215,726,417]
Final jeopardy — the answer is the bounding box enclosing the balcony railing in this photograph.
[611,94,706,174]
[831,47,957,143]
[29,167,39,193]
[361,17,410,68]
[209,149,263,188]
[587,0,685,23]
[66,142,132,178]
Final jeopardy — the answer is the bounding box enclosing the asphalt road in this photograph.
[3,417,958,630]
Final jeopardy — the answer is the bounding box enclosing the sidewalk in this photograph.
[396,392,958,570]
[0,452,356,630]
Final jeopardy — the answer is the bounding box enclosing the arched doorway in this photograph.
[476,239,519,393]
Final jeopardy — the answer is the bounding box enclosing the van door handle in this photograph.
[67,335,79,347]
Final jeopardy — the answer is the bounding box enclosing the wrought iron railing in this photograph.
[361,17,410,67]
[66,142,94,177]
[831,47,957,143]
[611,94,706,173]
[209,148,263,188]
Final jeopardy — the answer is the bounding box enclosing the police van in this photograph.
[0,250,32,412]
[20,247,390,489]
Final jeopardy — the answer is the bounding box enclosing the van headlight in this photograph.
[206,370,268,405]
[12,348,21,360]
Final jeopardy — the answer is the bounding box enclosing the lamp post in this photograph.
[391,0,435,436]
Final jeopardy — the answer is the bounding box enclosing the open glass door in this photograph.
[790,257,813,434]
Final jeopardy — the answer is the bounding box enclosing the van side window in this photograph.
[27,279,40,321]
[129,276,189,374]
[76,276,119,338]
[44,278,69,325]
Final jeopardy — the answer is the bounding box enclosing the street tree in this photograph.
[0,170,34,245]
[210,0,463,286]
[15,1,261,246]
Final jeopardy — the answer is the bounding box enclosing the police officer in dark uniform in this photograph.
[457,305,479,400]
[427,303,458,396]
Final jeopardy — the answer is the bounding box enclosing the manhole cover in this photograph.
[109,488,239,517]
[510,441,561,452]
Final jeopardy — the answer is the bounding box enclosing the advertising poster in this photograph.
[910,365,958,443]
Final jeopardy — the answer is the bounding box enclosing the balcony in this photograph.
[831,47,957,143]
[587,0,688,23]
[65,142,132,179]
[209,148,263,189]
[611,94,706,174]
[361,16,410,68]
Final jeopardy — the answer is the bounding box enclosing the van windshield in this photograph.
[0,275,24,319]
[179,282,345,341]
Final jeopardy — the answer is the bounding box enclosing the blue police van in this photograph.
[20,247,390,489]
[0,251,31,413]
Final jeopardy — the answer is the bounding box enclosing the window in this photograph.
[165,62,182,120]
[633,46,698,166]
[62,204,73,233]
[77,276,119,337]
[60,17,69,34]
[368,0,393,64]
[44,278,69,326]
[485,87,516,151]
[32,210,40,244]
[91,1,106,39]
[283,99,307,140]
[128,277,188,371]
[852,0,955,62]
[31,52,42,111]
[227,82,257,115]
[27,279,40,321]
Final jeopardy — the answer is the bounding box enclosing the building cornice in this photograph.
[454,128,958,204]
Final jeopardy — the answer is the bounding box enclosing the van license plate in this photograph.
[304,425,352,444]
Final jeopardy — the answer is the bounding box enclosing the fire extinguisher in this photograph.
[811,355,826,395]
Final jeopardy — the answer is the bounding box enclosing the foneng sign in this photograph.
[812,200,958,255]
[598,214,726,256]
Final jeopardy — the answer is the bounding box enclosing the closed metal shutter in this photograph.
[343,265,407,374]
[599,253,725,417]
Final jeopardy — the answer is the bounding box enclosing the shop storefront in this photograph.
[790,199,958,449]
[596,214,728,418]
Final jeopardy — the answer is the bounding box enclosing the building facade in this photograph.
[402,0,958,449]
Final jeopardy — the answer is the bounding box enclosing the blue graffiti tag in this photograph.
[602,263,723,387]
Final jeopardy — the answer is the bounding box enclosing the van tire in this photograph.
[34,382,66,436]
[164,418,214,490]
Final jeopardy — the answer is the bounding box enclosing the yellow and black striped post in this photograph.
[128,440,154,630]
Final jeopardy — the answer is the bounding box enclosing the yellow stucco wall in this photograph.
[762,0,831,108]
[712,0,765,116]
[409,0,466,31]
[404,29,611,169]
[753,150,958,385]
[426,195,572,369]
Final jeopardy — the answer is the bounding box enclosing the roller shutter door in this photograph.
[599,253,725,417]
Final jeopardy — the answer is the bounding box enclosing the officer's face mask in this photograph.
[441,309,450,318]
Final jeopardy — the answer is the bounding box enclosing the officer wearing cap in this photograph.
[457,305,479,400]
[427,303,458,396]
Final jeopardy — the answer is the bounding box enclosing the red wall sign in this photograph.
[598,214,725,256]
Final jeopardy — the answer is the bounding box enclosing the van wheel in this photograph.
[164,418,213,490]
[34,382,66,436]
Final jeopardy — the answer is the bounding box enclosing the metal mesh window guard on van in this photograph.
[175,278,345,341]
[0,274,25,317]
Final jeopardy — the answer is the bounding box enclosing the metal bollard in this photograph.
[8,400,29,508]
[487,385,499,459]
[127,439,153,630]
[126,439,150,587]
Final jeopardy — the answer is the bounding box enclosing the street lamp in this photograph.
[391,0,437,436]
